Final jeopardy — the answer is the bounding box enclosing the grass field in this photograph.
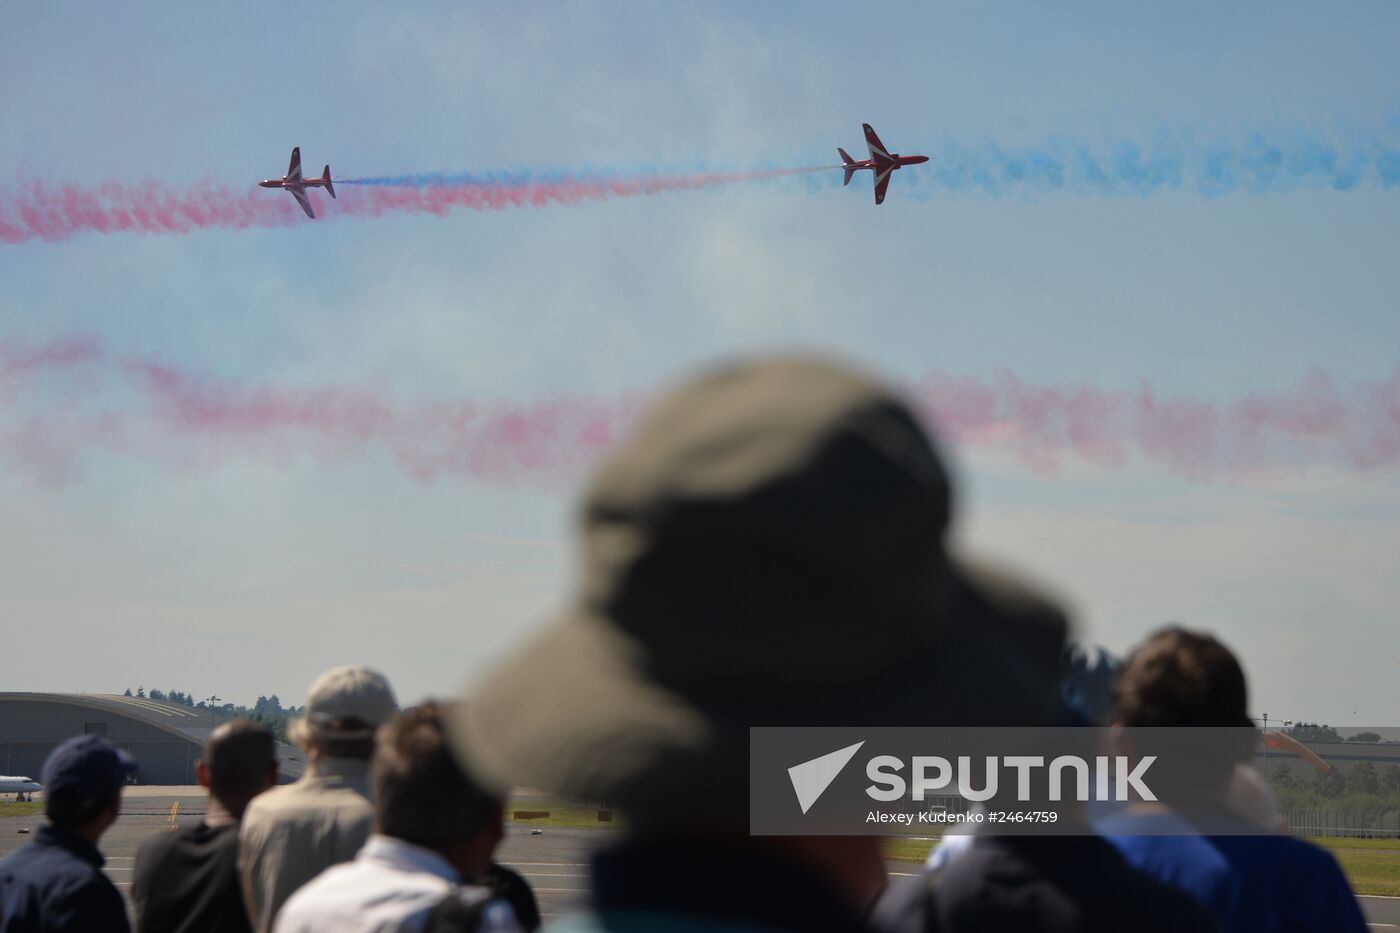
[1308,836,1400,851]
[1,796,626,828]
[1312,836,1400,897]
[883,835,942,863]
[882,834,1400,897]
[506,799,622,829]
[500,811,1400,897]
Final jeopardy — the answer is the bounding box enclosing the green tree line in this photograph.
[1268,723,1400,814]
[1269,760,1400,813]
[1283,722,1386,744]
[122,687,302,745]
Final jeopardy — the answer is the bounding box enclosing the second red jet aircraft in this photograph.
[259,147,336,219]
[838,124,928,204]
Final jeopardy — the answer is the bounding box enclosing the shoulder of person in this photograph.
[1287,835,1351,872]
[49,866,126,918]
[869,872,937,933]
[1221,832,1351,883]
[240,784,288,819]
[1156,889,1224,932]
[1120,864,1224,932]
[1276,837,1368,926]
[50,848,112,888]
[423,887,522,933]
[271,862,362,929]
[131,828,181,894]
[135,823,182,859]
[273,780,371,811]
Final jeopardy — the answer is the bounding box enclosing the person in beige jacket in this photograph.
[238,666,398,933]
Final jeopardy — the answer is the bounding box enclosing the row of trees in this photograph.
[123,687,201,706]
[1283,722,1389,744]
[123,687,299,714]
[1269,760,1400,812]
[122,687,302,745]
[1270,723,1398,816]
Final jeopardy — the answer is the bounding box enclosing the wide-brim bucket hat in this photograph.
[451,356,1069,830]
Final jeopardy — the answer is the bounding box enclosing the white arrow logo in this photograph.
[788,741,865,814]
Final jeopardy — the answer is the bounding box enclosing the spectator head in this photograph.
[42,734,137,839]
[373,702,504,882]
[450,356,1069,847]
[1114,626,1257,797]
[197,719,277,819]
[289,665,398,761]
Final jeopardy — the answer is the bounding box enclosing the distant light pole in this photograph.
[1257,713,1294,781]
[205,696,221,729]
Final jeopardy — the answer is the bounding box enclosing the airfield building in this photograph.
[0,692,304,785]
[1258,739,1400,779]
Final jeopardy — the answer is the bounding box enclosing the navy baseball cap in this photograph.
[41,735,138,801]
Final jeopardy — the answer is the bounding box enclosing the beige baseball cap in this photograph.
[301,665,399,739]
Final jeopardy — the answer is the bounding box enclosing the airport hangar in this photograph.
[0,692,304,785]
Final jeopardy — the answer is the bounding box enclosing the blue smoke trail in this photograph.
[336,127,1400,200]
[897,128,1400,199]
[338,168,583,187]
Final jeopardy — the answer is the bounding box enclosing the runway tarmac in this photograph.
[3,790,1397,928]
[496,824,600,919]
[0,791,601,922]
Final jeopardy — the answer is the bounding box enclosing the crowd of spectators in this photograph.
[0,355,1372,932]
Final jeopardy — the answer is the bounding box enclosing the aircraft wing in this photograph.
[286,147,304,183]
[873,165,894,205]
[289,187,315,219]
[863,123,891,161]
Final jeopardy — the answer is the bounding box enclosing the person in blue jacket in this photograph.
[0,734,138,932]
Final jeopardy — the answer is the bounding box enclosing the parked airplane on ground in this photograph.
[838,124,929,204]
[0,775,41,799]
[259,147,336,219]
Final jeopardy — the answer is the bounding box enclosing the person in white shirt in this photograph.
[274,702,519,933]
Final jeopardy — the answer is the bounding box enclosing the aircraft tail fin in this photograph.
[838,148,856,186]
[322,166,336,199]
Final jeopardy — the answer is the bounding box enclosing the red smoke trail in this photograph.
[4,335,1400,483]
[0,334,103,378]
[909,369,1400,479]
[0,167,827,243]
[0,181,299,242]
[0,335,116,484]
[123,358,640,483]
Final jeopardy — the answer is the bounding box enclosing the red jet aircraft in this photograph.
[838,124,928,204]
[259,147,336,219]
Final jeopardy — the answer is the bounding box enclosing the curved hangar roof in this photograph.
[0,692,304,785]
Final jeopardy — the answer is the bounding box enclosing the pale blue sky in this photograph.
[2,1,1398,723]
